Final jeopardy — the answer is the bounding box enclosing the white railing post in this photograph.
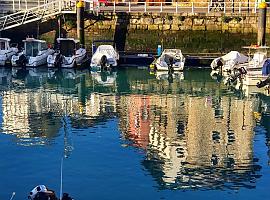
[113,1,116,13]
[254,2,257,13]
[207,2,210,13]
[128,1,131,12]
[59,0,62,12]
[191,2,194,14]
[223,2,225,13]
[176,2,178,14]
[19,0,21,10]
[144,2,147,12]
[25,0,27,10]
[160,2,163,12]
[239,2,241,14]
[12,0,15,11]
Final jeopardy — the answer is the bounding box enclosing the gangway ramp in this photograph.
[0,0,77,31]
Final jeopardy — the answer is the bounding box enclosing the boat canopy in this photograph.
[96,45,118,57]
[24,39,48,57]
[58,39,79,57]
[221,51,249,63]
[162,49,182,55]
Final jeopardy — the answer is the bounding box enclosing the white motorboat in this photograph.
[47,38,87,68]
[224,46,270,86]
[90,44,119,69]
[0,38,18,66]
[210,51,249,72]
[11,38,54,67]
[152,49,185,71]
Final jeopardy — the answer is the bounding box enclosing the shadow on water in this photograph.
[0,67,267,192]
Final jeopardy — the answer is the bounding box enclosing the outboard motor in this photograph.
[224,67,247,85]
[230,67,247,82]
[168,56,174,74]
[212,58,224,70]
[257,75,270,88]
[16,54,27,67]
[100,55,108,70]
[54,53,63,68]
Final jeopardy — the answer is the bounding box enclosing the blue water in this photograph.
[0,67,270,200]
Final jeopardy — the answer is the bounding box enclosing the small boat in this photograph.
[210,51,249,72]
[0,38,18,66]
[47,38,87,68]
[11,38,54,67]
[90,44,119,69]
[151,49,185,71]
[222,46,270,86]
[28,185,73,200]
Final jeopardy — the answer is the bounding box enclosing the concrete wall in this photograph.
[79,13,269,34]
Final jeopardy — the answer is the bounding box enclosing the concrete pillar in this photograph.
[77,0,85,46]
[257,2,267,46]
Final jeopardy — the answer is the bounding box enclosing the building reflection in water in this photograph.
[0,67,264,190]
[118,71,262,190]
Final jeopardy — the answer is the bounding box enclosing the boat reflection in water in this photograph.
[0,67,266,191]
[0,67,118,145]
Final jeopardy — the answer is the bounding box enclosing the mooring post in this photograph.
[77,0,85,46]
[257,2,267,46]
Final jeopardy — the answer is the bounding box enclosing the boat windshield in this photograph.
[24,41,46,57]
[0,41,6,50]
[59,40,76,57]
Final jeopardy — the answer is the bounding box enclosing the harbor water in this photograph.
[0,67,270,199]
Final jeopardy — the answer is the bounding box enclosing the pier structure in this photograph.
[0,1,267,32]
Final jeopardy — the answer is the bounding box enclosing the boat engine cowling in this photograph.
[16,54,27,66]
[211,58,224,70]
[54,53,63,68]
[100,55,108,69]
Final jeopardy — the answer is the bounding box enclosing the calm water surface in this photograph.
[0,67,270,200]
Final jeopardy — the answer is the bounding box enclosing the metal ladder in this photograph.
[0,0,77,31]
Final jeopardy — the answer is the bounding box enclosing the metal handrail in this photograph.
[0,0,76,31]
[95,1,262,14]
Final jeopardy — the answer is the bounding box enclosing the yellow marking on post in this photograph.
[258,2,267,9]
[77,0,85,8]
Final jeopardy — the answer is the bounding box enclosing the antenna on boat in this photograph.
[59,115,74,200]
[9,192,15,200]
[59,157,64,200]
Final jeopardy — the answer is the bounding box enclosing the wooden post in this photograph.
[257,2,267,46]
[77,0,85,46]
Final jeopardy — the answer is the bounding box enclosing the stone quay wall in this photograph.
[76,13,270,34]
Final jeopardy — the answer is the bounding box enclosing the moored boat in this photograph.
[0,38,18,66]
[151,49,185,71]
[210,51,249,72]
[47,38,87,68]
[11,38,54,67]
[90,44,119,69]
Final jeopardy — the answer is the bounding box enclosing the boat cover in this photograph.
[221,51,248,63]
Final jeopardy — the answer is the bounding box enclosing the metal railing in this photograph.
[97,1,262,14]
[0,0,76,31]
